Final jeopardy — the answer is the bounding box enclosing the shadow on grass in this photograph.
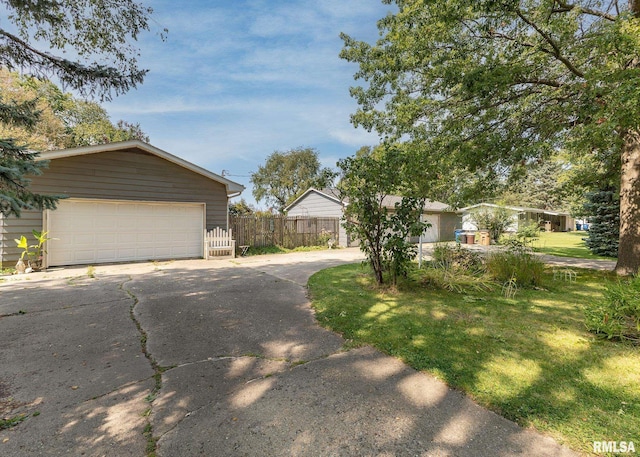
[309,264,640,454]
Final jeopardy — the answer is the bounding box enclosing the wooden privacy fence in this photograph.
[230,216,340,249]
[204,227,236,258]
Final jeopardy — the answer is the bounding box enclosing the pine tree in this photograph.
[584,190,619,258]
[0,138,59,217]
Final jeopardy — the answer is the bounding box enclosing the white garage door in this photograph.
[421,214,440,243]
[46,199,205,266]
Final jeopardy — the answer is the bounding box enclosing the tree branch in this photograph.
[552,1,617,21]
[0,28,146,100]
[514,78,564,88]
[515,8,585,79]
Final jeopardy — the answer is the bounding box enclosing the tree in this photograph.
[499,157,571,211]
[0,69,149,150]
[251,147,337,212]
[338,145,426,285]
[0,0,161,217]
[341,1,640,275]
[229,199,255,216]
[584,189,620,257]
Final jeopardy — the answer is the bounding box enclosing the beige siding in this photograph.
[1,149,228,267]
[0,214,3,263]
[1,209,42,267]
[287,191,349,247]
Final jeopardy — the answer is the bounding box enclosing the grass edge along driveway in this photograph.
[308,264,640,456]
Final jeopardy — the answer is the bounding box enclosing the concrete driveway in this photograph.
[0,248,578,456]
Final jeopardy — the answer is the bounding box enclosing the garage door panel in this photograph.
[96,249,117,260]
[47,200,205,266]
[101,233,117,244]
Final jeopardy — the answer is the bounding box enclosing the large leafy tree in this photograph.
[251,147,337,212]
[228,199,255,217]
[0,0,161,217]
[0,69,148,150]
[341,0,640,275]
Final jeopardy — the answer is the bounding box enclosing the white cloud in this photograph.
[329,127,380,147]
[101,0,392,202]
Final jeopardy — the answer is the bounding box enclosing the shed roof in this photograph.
[36,140,245,197]
[283,188,343,212]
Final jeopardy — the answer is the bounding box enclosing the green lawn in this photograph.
[529,231,615,260]
[309,264,640,455]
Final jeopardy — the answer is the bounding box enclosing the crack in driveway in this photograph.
[0,250,581,456]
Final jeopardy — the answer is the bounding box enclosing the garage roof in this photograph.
[285,188,454,213]
[36,140,245,197]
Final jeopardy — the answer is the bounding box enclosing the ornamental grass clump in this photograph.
[431,243,484,274]
[486,247,545,288]
[418,243,493,293]
[585,275,640,343]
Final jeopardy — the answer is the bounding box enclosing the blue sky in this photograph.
[103,0,394,207]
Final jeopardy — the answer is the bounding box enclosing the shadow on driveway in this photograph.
[0,250,578,456]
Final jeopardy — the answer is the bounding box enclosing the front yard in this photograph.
[309,264,639,455]
[530,231,615,261]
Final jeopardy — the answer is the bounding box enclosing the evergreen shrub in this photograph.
[583,189,619,257]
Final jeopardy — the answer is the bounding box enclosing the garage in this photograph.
[45,199,205,266]
[0,141,246,269]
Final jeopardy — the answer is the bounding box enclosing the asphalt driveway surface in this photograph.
[0,249,580,456]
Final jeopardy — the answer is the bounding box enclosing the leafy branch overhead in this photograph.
[0,0,161,217]
[341,0,640,275]
[0,0,166,101]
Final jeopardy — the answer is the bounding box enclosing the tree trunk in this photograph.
[615,130,640,275]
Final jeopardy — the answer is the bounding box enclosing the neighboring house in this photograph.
[460,203,574,232]
[284,188,461,246]
[284,188,352,247]
[0,140,244,268]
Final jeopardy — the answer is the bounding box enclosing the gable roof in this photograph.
[284,188,343,212]
[36,140,245,197]
[380,195,453,212]
[284,187,454,213]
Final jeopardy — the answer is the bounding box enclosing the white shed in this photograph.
[284,188,352,247]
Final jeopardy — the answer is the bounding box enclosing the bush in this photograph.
[415,267,494,294]
[431,243,484,274]
[469,206,515,242]
[420,243,491,293]
[516,222,540,243]
[486,250,545,288]
[584,275,640,342]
